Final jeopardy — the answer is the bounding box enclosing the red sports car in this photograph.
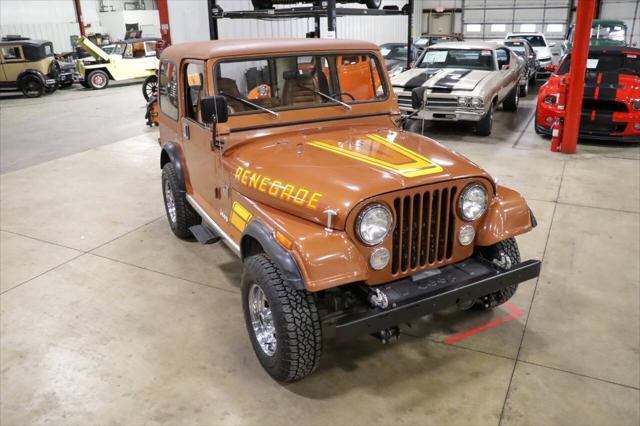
[535,47,640,142]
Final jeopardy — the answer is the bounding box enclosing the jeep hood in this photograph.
[392,68,493,91]
[223,125,492,230]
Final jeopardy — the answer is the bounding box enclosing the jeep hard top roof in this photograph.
[160,39,380,62]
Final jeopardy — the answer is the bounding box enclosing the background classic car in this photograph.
[0,37,60,97]
[391,41,525,136]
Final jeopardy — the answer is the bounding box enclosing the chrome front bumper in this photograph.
[396,89,486,122]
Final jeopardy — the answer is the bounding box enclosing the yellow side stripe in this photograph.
[230,202,252,232]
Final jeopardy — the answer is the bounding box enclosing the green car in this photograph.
[561,19,628,58]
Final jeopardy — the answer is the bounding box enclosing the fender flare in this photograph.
[17,70,46,87]
[242,220,305,291]
[160,142,186,193]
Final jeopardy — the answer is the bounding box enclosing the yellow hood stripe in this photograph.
[308,134,443,178]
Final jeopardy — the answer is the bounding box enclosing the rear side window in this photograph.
[1,46,22,61]
[159,60,179,120]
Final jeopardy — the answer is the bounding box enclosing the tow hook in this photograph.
[372,326,400,344]
[369,288,389,309]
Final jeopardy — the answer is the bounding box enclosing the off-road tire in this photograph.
[142,75,158,101]
[242,254,322,383]
[87,70,109,90]
[365,0,382,8]
[476,107,493,136]
[161,163,200,239]
[503,87,519,112]
[519,82,528,97]
[472,238,521,310]
[19,75,45,98]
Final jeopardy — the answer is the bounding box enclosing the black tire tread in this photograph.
[503,87,519,112]
[242,254,322,382]
[476,108,493,136]
[473,238,521,310]
[161,163,200,239]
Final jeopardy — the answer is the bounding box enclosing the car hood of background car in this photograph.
[392,67,493,91]
[224,125,492,230]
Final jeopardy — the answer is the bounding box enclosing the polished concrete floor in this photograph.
[1,84,639,425]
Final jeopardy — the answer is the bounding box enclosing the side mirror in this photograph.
[201,95,228,125]
[411,86,426,109]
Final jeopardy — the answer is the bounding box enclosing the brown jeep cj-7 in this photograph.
[157,39,541,382]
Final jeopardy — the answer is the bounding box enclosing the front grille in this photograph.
[395,91,412,110]
[391,185,458,274]
[580,119,627,134]
[425,97,458,108]
[582,99,629,113]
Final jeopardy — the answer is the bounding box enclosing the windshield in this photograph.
[381,45,408,60]
[508,35,546,47]
[416,49,496,70]
[505,43,526,56]
[43,43,54,56]
[591,24,626,41]
[215,53,387,117]
[557,52,639,76]
[111,43,127,56]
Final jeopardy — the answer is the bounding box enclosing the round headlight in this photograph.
[458,184,488,221]
[356,203,393,246]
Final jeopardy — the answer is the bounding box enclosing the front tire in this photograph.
[503,87,519,112]
[161,163,200,239]
[87,70,109,90]
[242,254,322,382]
[472,238,521,310]
[476,106,493,136]
[142,75,158,101]
[19,75,45,98]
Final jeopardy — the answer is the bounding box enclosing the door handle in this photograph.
[182,122,190,140]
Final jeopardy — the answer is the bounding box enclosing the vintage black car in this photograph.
[0,36,60,97]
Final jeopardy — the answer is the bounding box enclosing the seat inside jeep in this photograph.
[281,70,321,106]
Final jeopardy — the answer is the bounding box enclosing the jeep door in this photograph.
[179,60,222,215]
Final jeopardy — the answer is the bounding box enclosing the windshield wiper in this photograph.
[220,91,279,118]
[306,88,352,111]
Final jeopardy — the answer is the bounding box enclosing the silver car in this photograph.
[391,41,525,136]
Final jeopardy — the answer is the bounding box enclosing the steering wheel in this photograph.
[331,92,356,101]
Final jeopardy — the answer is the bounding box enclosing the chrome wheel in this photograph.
[164,179,177,225]
[249,284,277,356]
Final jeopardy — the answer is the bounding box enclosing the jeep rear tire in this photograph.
[161,163,201,239]
[472,238,521,310]
[476,107,493,136]
[87,70,109,90]
[503,87,519,112]
[20,75,45,98]
[242,254,322,382]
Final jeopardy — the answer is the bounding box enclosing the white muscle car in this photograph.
[391,41,525,136]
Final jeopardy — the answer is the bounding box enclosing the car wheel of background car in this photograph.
[503,87,519,112]
[87,70,109,90]
[476,107,493,136]
[251,0,273,9]
[242,253,322,383]
[80,79,91,88]
[365,0,382,8]
[19,75,45,98]
[161,163,201,239]
[471,238,521,311]
[142,75,158,101]
[519,82,528,97]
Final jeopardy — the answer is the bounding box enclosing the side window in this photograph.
[184,62,205,123]
[336,55,384,101]
[159,60,179,120]
[144,41,157,57]
[1,46,22,61]
[496,48,509,68]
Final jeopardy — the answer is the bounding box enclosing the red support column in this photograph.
[559,0,596,154]
[157,0,172,46]
[73,0,86,36]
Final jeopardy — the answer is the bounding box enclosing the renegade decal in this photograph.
[308,134,443,178]
[233,167,323,210]
[230,202,252,232]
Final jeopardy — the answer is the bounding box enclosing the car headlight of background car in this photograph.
[356,203,393,245]
[458,183,488,221]
[458,96,484,109]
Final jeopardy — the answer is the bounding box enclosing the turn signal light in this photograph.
[275,231,294,250]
